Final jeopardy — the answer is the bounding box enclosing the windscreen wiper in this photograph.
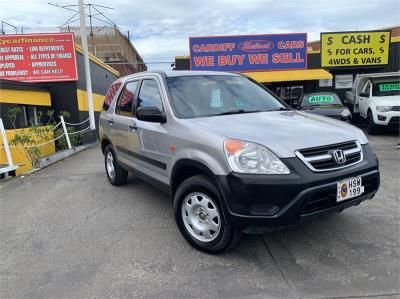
[268,107,292,112]
[216,109,261,116]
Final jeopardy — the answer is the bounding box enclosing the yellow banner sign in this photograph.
[321,31,390,67]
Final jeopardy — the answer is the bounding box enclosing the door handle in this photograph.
[108,119,114,125]
[129,123,137,130]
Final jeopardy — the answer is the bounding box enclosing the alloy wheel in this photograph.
[181,192,221,242]
[106,151,115,179]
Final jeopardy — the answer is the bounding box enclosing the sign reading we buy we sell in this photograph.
[189,33,307,72]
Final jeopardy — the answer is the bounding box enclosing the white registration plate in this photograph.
[337,176,364,202]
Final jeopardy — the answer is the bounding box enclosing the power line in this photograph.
[1,20,17,34]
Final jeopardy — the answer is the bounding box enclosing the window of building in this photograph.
[276,85,304,107]
[3,105,43,129]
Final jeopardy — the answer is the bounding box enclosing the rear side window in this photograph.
[103,82,121,111]
[137,79,164,111]
[116,81,139,117]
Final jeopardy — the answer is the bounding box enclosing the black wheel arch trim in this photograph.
[101,136,113,153]
[170,159,231,223]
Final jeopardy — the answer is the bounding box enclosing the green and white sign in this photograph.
[308,95,334,103]
[379,83,400,92]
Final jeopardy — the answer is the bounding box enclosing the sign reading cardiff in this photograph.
[189,33,307,71]
[321,31,390,68]
[0,33,78,82]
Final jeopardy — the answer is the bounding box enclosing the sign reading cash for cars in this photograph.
[321,31,390,68]
[0,33,78,82]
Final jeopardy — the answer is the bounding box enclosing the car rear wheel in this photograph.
[104,145,128,186]
[173,175,241,253]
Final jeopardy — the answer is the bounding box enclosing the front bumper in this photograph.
[373,111,400,126]
[216,144,380,233]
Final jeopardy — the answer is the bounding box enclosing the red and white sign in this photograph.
[0,33,78,82]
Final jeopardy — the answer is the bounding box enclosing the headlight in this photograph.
[376,106,390,112]
[341,108,351,118]
[223,139,290,174]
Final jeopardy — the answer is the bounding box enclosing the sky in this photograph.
[0,0,399,70]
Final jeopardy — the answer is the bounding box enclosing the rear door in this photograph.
[100,81,121,142]
[127,77,170,180]
[111,80,140,165]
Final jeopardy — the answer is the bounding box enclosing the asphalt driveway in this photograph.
[1,134,399,299]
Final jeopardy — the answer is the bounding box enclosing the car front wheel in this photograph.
[366,111,379,135]
[173,175,240,253]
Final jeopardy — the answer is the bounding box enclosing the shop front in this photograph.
[174,26,399,107]
[242,69,332,106]
[0,33,120,175]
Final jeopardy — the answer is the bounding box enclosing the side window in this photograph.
[137,79,164,111]
[103,82,121,111]
[364,81,371,95]
[116,81,139,117]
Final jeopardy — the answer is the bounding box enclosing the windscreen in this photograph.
[372,82,400,96]
[165,75,285,118]
[301,94,342,107]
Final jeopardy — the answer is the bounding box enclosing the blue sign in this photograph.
[189,33,307,72]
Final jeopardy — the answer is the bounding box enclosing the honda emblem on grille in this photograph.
[332,150,346,165]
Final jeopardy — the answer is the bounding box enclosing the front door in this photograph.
[127,78,170,181]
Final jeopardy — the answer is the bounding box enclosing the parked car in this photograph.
[298,92,352,122]
[99,71,380,253]
[345,72,400,134]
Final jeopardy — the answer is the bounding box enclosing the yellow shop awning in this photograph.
[243,69,332,83]
[0,89,51,106]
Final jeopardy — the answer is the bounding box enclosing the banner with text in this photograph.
[321,31,390,68]
[189,33,307,72]
[0,33,78,82]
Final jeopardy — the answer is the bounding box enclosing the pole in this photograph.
[78,0,96,130]
[60,116,72,149]
[0,118,14,167]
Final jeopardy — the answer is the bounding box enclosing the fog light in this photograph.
[377,115,387,121]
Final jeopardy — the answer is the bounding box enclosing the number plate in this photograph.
[337,176,364,202]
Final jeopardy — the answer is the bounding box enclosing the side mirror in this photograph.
[359,91,369,98]
[136,106,166,123]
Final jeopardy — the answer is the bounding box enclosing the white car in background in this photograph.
[346,72,400,134]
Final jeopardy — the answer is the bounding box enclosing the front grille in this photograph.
[389,116,400,125]
[326,115,342,120]
[391,106,400,112]
[301,175,379,215]
[295,141,363,172]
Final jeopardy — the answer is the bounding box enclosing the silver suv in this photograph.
[99,71,380,253]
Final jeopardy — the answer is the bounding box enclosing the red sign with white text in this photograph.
[0,33,78,82]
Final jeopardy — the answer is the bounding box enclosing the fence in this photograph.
[0,117,92,177]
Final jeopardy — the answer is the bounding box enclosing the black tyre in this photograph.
[104,144,128,186]
[366,111,379,135]
[173,175,241,253]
